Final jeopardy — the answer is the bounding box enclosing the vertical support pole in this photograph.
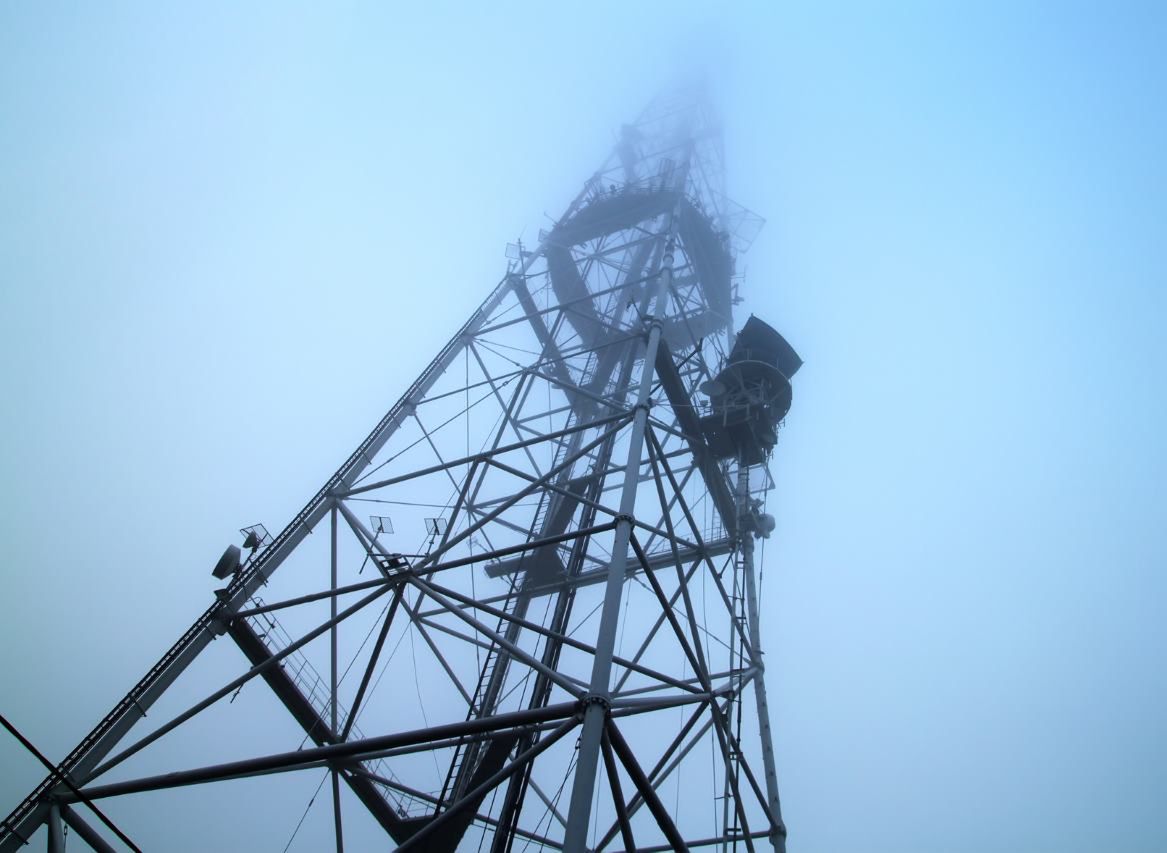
[562,233,678,853]
[329,504,345,853]
[737,465,787,852]
[46,803,63,853]
[331,769,345,853]
[330,503,339,735]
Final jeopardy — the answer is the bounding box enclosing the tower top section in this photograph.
[574,87,765,264]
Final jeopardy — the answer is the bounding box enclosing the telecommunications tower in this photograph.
[2,91,801,852]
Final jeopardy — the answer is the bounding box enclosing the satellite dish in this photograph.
[211,544,242,579]
[242,530,261,551]
[699,379,726,397]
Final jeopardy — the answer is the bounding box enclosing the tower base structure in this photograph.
[2,90,799,853]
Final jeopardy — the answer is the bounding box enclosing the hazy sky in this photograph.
[2,3,1164,852]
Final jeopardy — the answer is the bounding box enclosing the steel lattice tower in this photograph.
[2,91,800,853]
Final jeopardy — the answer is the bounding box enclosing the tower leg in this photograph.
[46,803,63,853]
[563,240,678,853]
[738,466,787,852]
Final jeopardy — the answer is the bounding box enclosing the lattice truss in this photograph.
[2,92,788,853]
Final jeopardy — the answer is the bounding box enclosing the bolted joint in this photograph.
[632,400,652,416]
[209,589,238,636]
[579,693,611,715]
[637,316,663,338]
[614,512,635,527]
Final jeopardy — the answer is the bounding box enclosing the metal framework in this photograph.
[2,91,795,852]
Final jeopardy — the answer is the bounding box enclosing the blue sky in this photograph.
[2,3,1164,851]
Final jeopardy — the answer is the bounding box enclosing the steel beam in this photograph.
[563,211,681,852]
[46,802,63,853]
[600,727,636,852]
[88,583,394,782]
[341,411,630,498]
[737,466,787,851]
[605,720,688,852]
[0,715,141,853]
[58,805,116,853]
[611,830,770,853]
[331,770,345,853]
[74,703,581,802]
[417,575,703,695]
[395,716,579,852]
[340,587,403,739]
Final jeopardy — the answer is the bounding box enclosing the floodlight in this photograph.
[239,524,270,552]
